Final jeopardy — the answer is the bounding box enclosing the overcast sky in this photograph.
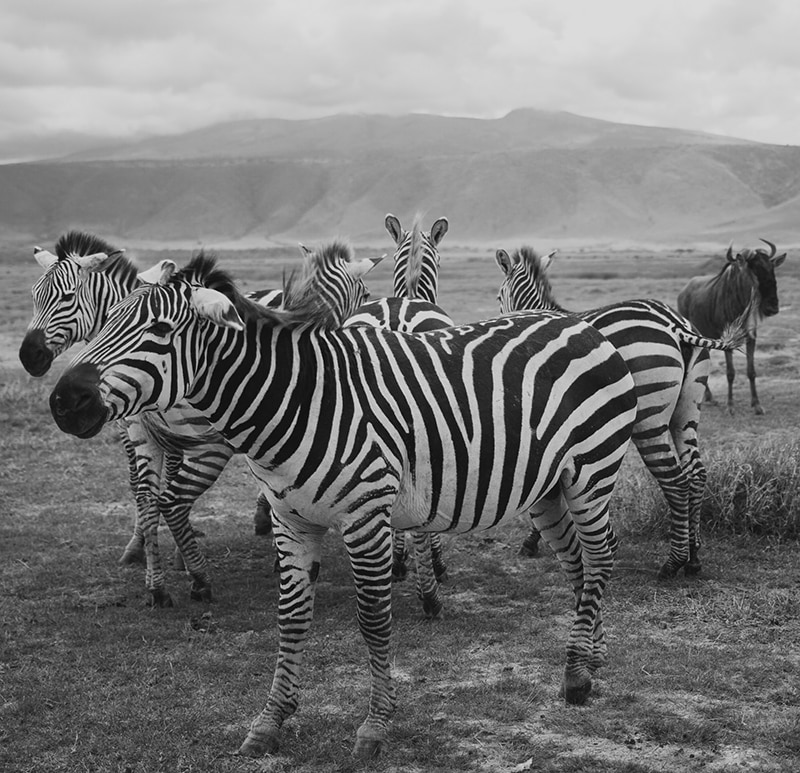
[3,0,799,150]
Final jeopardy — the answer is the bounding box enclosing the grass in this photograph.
[2,246,800,772]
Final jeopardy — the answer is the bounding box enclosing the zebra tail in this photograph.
[674,320,747,352]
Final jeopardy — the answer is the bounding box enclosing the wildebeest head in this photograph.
[728,239,786,318]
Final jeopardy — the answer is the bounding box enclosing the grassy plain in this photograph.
[1,240,799,772]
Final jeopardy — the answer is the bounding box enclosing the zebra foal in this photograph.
[496,245,744,577]
[49,246,638,760]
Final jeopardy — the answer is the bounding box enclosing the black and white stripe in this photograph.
[50,247,638,760]
[496,245,744,577]
[19,231,288,605]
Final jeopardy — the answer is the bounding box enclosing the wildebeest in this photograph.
[677,240,786,415]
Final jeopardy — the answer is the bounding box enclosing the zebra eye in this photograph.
[148,321,173,337]
[60,292,75,303]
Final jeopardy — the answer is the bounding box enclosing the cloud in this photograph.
[0,0,799,147]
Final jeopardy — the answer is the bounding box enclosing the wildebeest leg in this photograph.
[725,349,736,414]
[745,335,764,415]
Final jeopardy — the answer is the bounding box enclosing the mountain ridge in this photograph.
[1,109,797,248]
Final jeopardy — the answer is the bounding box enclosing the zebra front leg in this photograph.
[117,420,145,565]
[158,494,212,603]
[518,523,542,558]
[391,531,409,581]
[238,516,327,758]
[429,533,448,583]
[254,492,273,536]
[410,532,443,619]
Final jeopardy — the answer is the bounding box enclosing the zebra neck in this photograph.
[86,271,138,340]
[185,322,356,460]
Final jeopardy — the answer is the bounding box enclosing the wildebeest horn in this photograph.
[758,238,777,257]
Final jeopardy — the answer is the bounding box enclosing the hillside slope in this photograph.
[1,110,798,247]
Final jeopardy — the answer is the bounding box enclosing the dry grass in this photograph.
[2,245,799,772]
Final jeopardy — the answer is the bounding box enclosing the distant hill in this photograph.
[2,109,799,248]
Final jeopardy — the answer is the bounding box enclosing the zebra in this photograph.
[49,245,638,760]
[19,231,374,605]
[346,213,453,586]
[495,245,745,578]
[677,240,786,415]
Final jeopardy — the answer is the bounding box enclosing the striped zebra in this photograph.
[346,214,453,586]
[496,245,744,578]
[19,232,353,605]
[49,245,638,759]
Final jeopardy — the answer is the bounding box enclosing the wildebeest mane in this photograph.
[706,250,760,323]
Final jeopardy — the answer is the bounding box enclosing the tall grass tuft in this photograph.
[701,439,800,539]
[617,440,800,541]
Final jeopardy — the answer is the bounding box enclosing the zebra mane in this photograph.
[513,246,565,312]
[282,240,357,329]
[54,230,138,286]
[404,215,425,298]
[176,245,352,331]
[55,230,120,261]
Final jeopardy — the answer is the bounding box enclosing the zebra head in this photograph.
[19,231,129,376]
[495,246,559,314]
[385,214,448,302]
[49,244,381,439]
[728,239,787,319]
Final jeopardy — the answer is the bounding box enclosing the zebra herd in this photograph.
[20,219,785,760]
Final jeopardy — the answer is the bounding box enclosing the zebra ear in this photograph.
[73,249,126,273]
[192,287,245,331]
[430,217,449,246]
[33,246,59,271]
[350,255,384,278]
[495,249,514,275]
[385,214,403,245]
[298,243,313,258]
[138,259,177,285]
[541,249,558,272]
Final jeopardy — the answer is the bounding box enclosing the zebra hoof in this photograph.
[391,563,408,583]
[173,551,186,572]
[434,569,449,584]
[422,596,444,620]
[190,583,213,603]
[148,589,174,608]
[684,562,702,576]
[517,543,539,559]
[656,562,681,580]
[119,547,145,566]
[237,730,279,757]
[352,728,385,760]
[562,674,592,705]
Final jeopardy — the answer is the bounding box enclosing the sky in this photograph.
[2,0,800,157]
